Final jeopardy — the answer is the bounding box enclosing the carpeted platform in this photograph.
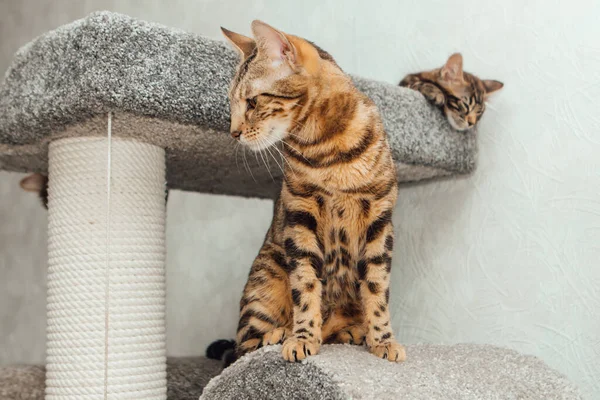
[201,344,582,400]
[0,11,477,199]
[0,345,581,400]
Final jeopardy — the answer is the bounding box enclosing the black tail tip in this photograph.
[223,349,237,368]
[206,339,235,360]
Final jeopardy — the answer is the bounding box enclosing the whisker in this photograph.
[273,142,297,179]
[281,140,303,155]
[265,144,285,178]
[291,120,309,132]
[241,144,250,175]
[258,138,274,182]
[242,146,256,182]
[282,140,313,166]
[234,141,241,173]
[286,130,306,140]
[253,144,260,166]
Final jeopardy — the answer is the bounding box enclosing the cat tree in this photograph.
[0,11,580,400]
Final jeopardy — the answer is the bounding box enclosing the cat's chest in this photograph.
[309,162,376,193]
[319,199,364,306]
[320,195,368,269]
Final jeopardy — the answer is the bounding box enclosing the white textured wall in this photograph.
[0,0,598,398]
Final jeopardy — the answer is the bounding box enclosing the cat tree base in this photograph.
[45,136,167,399]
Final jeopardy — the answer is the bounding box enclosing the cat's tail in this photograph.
[206,339,237,367]
[19,173,49,209]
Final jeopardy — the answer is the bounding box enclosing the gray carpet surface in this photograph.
[201,344,583,400]
[201,346,345,400]
[0,11,476,198]
[0,345,581,400]
[0,365,45,400]
[0,357,222,400]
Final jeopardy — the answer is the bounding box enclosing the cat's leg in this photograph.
[400,76,445,107]
[417,82,446,106]
[235,243,293,356]
[358,210,406,362]
[280,209,325,362]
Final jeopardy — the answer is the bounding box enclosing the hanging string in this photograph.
[103,112,112,400]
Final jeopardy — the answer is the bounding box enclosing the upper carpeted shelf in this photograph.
[0,11,477,199]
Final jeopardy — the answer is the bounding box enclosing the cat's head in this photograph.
[221,21,342,151]
[436,53,503,130]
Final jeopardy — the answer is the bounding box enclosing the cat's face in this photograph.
[222,21,332,151]
[437,54,503,130]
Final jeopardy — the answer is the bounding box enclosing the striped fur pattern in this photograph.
[222,21,405,363]
[399,53,503,131]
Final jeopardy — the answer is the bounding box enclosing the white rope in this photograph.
[104,112,112,400]
[46,119,167,399]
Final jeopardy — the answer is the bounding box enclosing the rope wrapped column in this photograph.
[45,129,167,399]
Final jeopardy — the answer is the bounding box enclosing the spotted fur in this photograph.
[221,21,405,364]
[399,53,503,131]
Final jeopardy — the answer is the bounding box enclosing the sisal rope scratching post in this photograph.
[45,115,167,399]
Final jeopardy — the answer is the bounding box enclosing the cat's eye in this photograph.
[246,97,257,111]
[447,102,460,111]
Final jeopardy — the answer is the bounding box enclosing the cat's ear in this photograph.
[482,80,504,95]
[251,20,297,67]
[221,27,256,59]
[20,173,46,193]
[441,53,464,82]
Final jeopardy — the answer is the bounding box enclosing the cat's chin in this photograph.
[242,127,288,152]
[243,138,273,152]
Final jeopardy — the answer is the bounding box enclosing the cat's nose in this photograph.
[231,130,242,139]
[467,115,477,126]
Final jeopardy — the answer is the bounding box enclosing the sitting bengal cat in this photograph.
[215,21,405,364]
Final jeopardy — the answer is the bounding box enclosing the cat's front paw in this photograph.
[369,341,406,362]
[420,83,445,106]
[282,336,320,362]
